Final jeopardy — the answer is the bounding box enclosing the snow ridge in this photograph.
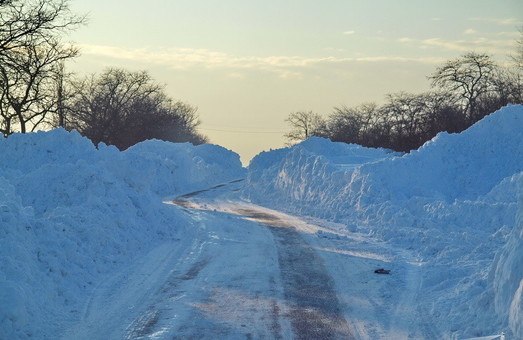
[243,105,523,338]
[0,129,245,339]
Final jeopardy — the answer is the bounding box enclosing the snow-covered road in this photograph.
[231,206,353,339]
[60,180,434,339]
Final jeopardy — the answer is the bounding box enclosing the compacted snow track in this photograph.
[236,208,353,339]
[272,225,350,339]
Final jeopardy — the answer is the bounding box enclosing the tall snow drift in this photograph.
[245,105,523,212]
[492,175,523,338]
[0,129,245,339]
[243,104,523,338]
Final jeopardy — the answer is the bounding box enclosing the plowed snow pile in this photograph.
[244,105,523,338]
[0,130,245,339]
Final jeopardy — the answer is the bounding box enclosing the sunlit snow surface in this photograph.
[244,105,523,339]
[1,105,522,339]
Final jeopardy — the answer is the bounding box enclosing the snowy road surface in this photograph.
[233,207,353,339]
[61,180,437,339]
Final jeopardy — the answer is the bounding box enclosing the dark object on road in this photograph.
[374,268,391,274]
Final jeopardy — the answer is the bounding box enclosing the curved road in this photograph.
[61,180,436,339]
[125,182,354,339]
[65,179,442,339]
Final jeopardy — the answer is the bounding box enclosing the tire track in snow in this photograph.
[236,208,354,340]
[124,198,286,339]
[124,257,211,340]
[123,233,211,339]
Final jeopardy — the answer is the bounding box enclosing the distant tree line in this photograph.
[0,0,207,149]
[286,33,523,152]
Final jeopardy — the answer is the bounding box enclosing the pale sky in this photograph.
[66,0,522,164]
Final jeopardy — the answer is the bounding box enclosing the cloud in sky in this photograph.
[343,30,356,35]
[79,44,443,78]
[468,17,521,26]
[397,35,515,54]
[421,37,514,53]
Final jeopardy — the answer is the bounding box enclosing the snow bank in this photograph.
[246,105,523,214]
[244,137,398,221]
[243,105,523,338]
[362,106,523,202]
[0,129,245,339]
[124,139,245,197]
[492,175,523,338]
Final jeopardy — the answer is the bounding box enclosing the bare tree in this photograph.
[381,91,466,151]
[327,105,362,144]
[327,103,389,148]
[510,26,523,70]
[324,92,464,152]
[66,68,207,149]
[0,39,78,135]
[0,0,84,55]
[429,52,497,124]
[284,110,325,144]
[356,102,390,147]
[382,92,421,150]
[0,0,84,136]
[505,27,523,106]
[422,91,463,135]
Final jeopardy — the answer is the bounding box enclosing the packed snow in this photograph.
[0,105,522,339]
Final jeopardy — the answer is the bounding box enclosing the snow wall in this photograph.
[492,176,523,337]
[245,105,523,213]
[243,104,523,338]
[0,129,245,339]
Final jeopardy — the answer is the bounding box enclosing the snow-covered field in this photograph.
[1,105,522,339]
